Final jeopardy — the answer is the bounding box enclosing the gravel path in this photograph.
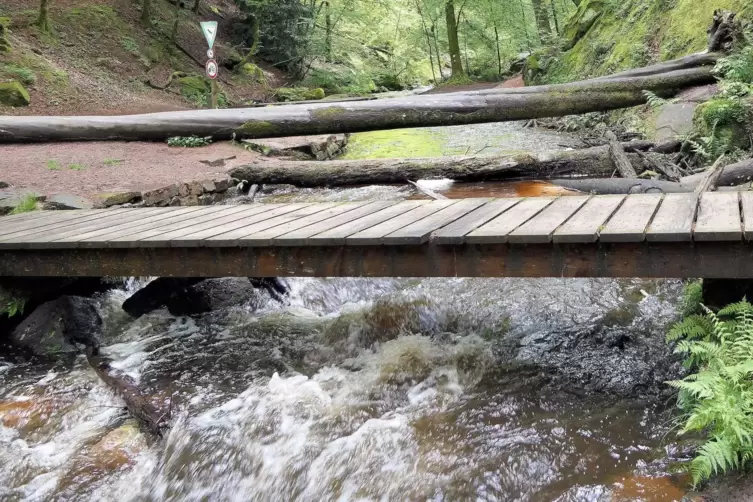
[2,142,261,197]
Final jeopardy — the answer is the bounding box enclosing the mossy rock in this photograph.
[563,0,606,50]
[276,87,326,102]
[693,98,752,150]
[174,76,211,94]
[0,81,30,107]
[0,17,10,53]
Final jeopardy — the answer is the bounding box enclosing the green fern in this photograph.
[643,90,678,109]
[667,300,753,486]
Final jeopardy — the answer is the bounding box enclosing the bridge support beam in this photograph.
[1,242,753,278]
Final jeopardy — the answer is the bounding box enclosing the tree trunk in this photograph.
[229,146,642,187]
[324,1,332,62]
[605,130,637,178]
[681,158,753,188]
[36,0,50,32]
[169,13,179,54]
[445,0,464,78]
[193,0,200,14]
[519,0,533,52]
[141,0,152,27]
[0,67,715,143]
[431,24,442,79]
[550,0,560,34]
[551,178,688,194]
[530,0,551,41]
[494,26,503,75]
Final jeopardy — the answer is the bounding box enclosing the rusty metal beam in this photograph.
[1,242,753,278]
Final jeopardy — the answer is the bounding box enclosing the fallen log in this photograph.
[588,52,719,81]
[605,130,637,178]
[87,348,169,438]
[551,178,688,194]
[229,146,643,187]
[681,158,753,188]
[0,68,715,143]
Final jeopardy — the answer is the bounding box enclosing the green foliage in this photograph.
[46,159,61,170]
[642,90,678,109]
[9,194,37,214]
[120,37,140,56]
[68,163,86,170]
[714,46,753,84]
[167,136,211,147]
[275,87,325,102]
[0,289,26,318]
[1,64,36,86]
[667,301,753,485]
[680,280,704,317]
[102,158,124,166]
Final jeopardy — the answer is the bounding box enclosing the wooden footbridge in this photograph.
[1,192,752,278]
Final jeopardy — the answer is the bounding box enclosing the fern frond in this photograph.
[666,315,714,342]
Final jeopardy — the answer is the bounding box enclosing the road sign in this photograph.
[200,21,218,49]
[207,48,214,59]
[206,59,218,79]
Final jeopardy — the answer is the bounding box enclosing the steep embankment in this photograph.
[0,0,286,116]
[528,0,752,84]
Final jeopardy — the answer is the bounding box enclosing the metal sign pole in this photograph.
[200,21,219,109]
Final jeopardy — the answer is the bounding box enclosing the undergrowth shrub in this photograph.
[167,136,211,147]
[667,300,753,486]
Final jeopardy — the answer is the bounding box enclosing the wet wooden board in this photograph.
[694,191,741,241]
[599,194,662,243]
[107,206,242,248]
[309,201,428,246]
[240,203,368,246]
[383,199,489,245]
[206,204,333,246]
[346,200,457,245]
[274,201,396,246]
[0,209,109,238]
[508,196,590,244]
[140,205,279,247]
[646,193,697,242]
[465,198,554,244]
[553,195,624,243]
[174,204,311,246]
[431,198,520,245]
[742,192,753,241]
[74,206,210,247]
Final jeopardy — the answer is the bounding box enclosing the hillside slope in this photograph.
[531,0,752,84]
[0,0,286,116]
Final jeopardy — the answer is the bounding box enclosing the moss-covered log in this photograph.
[230,146,643,187]
[0,68,715,143]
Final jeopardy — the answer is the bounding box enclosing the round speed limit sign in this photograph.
[205,59,218,79]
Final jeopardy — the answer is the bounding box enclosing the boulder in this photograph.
[43,194,94,210]
[652,102,698,142]
[93,191,141,208]
[563,0,605,50]
[122,277,265,318]
[0,181,8,189]
[142,184,179,206]
[276,87,326,102]
[7,296,102,359]
[0,81,30,107]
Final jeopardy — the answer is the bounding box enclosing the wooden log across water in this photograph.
[0,67,715,143]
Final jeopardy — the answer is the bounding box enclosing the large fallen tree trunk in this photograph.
[0,68,715,143]
[229,146,643,186]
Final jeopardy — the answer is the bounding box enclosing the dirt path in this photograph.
[2,142,261,197]
[422,74,525,94]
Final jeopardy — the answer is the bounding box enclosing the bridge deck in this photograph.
[1,192,752,278]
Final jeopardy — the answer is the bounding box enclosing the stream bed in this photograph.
[0,123,697,501]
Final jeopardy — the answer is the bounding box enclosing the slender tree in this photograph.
[550,0,560,34]
[530,0,551,41]
[415,0,438,84]
[141,0,152,27]
[494,25,502,75]
[193,0,200,14]
[36,0,51,32]
[445,0,464,78]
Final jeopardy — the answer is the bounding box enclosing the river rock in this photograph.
[652,102,697,142]
[93,191,141,207]
[563,0,605,49]
[165,278,263,316]
[0,182,8,189]
[43,194,94,210]
[7,296,102,359]
[142,184,179,206]
[122,277,204,318]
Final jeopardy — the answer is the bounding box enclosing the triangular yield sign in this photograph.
[200,21,218,49]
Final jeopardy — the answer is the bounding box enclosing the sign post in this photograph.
[200,21,219,109]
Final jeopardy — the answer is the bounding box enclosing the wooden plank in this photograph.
[308,201,428,246]
[508,196,590,244]
[16,208,172,249]
[694,191,741,241]
[646,193,697,242]
[142,204,282,247]
[0,210,105,237]
[432,198,521,245]
[274,201,396,246]
[383,199,489,245]
[238,203,369,246]
[465,198,554,244]
[599,194,662,243]
[742,192,753,241]
[206,204,331,247]
[553,195,625,243]
[109,206,251,248]
[71,206,209,247]
[346,200,457,245]
[0,209,142,248]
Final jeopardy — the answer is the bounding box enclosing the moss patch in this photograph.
[236,120,279,137]
[276,87,325,102]
[0,81,30,106]
[341,128,446,159]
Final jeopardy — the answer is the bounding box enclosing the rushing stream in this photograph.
[0,123,695,501]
